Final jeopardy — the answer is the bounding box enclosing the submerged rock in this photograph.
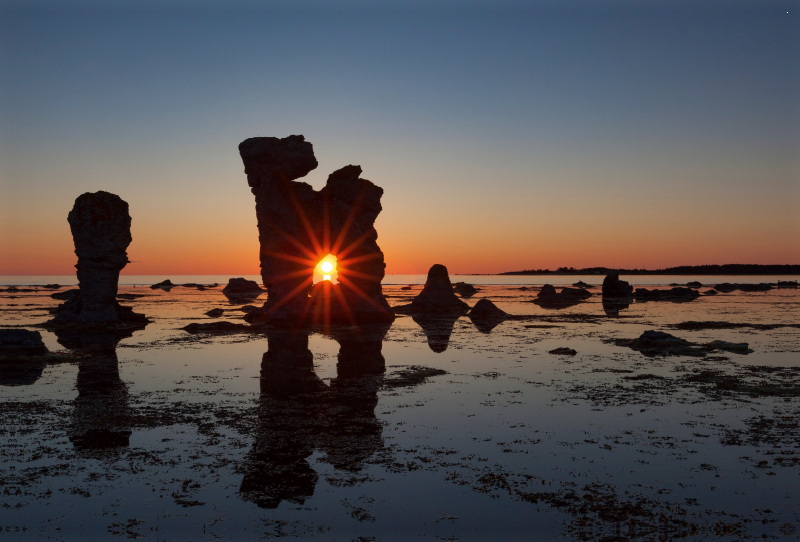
[205,308,225,317]
[602,271,634,298]
[49,192,148,329]
[239,135,393,324]
[703,289,718,296]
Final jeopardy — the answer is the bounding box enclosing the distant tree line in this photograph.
[499,264,800,275]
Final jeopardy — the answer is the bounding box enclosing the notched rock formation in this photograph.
[239,135,393,325]
[49,192,148,329]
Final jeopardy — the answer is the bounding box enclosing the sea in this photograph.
[1,275,798,540]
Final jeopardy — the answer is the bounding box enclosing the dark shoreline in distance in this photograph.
[498,264,800,276]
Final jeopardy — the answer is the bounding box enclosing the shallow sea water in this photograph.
[1,277,799,541]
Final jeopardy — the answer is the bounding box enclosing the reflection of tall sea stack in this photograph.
[239,135,393,325]
[51,191,147,327]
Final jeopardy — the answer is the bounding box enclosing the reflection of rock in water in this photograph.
[602,297,632,317]
[55,330,134,452]
[240,326,388,508]
[0,359,47,386]
[411,312,462,353]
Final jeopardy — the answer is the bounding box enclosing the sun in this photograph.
[320,260,334,274]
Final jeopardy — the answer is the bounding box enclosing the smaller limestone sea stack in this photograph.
[50,191,148,329]
[400,265,469,313]
[602,271,634,298]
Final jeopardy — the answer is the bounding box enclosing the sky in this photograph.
[1,0,798,275]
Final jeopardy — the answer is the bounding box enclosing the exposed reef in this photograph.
[48,192,148,329]
[613,330,752,357]
[715,283,772,293]
[634,287,700,302]
[239,135,393,325]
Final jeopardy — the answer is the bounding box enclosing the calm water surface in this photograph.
[1,278,799,541]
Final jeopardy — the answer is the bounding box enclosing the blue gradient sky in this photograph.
[1,1,798,274]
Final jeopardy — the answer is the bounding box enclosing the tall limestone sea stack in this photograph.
[239,135,394,325]
[50,191,148,328]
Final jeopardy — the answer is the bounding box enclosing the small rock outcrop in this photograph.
[468,299,508,333]
[572,281,592,288]
[205,308,225,317]
[0,329,48,356]
[400,265,469,313]
[602,271,634,298]
[150,280,175,290]
[223,278,264,295]
[453,282,478,296]
[534,285,591,308]
[49,192,148,328]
